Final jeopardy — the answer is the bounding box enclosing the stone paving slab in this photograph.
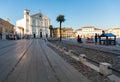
[0,39,90,82]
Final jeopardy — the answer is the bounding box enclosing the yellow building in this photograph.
[52,28,59,38]
[0,18,14,40]
[53,27,75,38]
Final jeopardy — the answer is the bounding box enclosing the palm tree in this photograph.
[49,25,53,37]
[56,15,65,41]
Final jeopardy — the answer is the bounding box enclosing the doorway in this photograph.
[40,32,42,38]
[46,33,48,38]
[33,33,36,38]
[0,33,2,40]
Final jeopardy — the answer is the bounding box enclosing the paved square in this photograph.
[0,39,89,82]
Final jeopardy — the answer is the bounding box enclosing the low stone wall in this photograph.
[48,41,120,82]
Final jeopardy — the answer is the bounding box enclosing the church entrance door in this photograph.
[40,32,42,38]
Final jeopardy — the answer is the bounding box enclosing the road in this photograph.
[0,39,90,82]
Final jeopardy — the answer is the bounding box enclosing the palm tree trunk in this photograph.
[60,22,62,41]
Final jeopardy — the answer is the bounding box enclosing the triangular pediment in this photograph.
[31,13,43,18]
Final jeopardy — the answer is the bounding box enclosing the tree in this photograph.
[56,15,65,41]
[63,28,66,32]
[49,25,53,37]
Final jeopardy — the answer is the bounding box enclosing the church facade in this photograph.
[16,9,50,38]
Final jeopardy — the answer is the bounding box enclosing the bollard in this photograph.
[57,46,62,51]
[100,62,112,76]
[62,47,66,51]
[79,54,86,63]
[59,47,63,52]
[64,49,69,55]
[54,45,58,49]
[64,51,69,55]
[68,50,73,56]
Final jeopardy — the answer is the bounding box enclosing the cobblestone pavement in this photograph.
[48,40,120,82]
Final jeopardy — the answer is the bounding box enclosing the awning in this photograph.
[100,33,116,37]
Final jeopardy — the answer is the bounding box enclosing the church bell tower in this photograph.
[24,9,31,35]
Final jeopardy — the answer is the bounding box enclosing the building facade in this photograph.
[16,9,50,38]
[0,18,14,40]
[75,26,102,38]
[53,27,75,38]
[105,28,120,38]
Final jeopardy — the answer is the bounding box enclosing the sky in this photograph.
[0,0,120,30]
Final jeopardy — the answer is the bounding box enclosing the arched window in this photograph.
[26,12,29,15]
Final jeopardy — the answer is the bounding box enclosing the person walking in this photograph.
[33,33,36,38]
[77,35,80,42]
[95,33,98,45]
[77,35,82,43]
[0,33,2,40]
